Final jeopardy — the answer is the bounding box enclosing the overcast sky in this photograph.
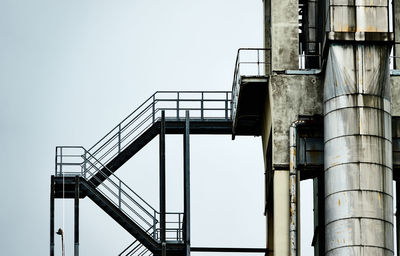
[0,1,314,255]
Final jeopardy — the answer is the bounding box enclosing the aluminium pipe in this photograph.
[289,120,305,256]
[324,44,393,255]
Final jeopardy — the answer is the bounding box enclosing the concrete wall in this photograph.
[266,75,400,166]
[391,76,400,116]
[394,1,400,69]
[270,0,299,71]
[270,74,323,165]
[262,74,400,255]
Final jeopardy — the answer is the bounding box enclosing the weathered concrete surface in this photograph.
[262,90,272,166]
[391,76,400,116]
[273,170,290,256]
[271,0,299,71]
[394,0,400,69]
[270,74,323,165]
[264,74,400,166]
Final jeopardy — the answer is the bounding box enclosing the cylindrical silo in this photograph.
[324,44,393,255]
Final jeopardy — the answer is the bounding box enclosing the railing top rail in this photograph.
[56,145,158,214]
[88,91,232,152]
[232,48,271,90]
[56,145,188,217]
[88,93,156,152]
[155,90,231,93]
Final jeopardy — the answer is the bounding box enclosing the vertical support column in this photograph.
[397,181,400,256]
[273,170,290,256]
[266,206,274,256]
[263,0,271,74]
[50,175,55,256]
[270,0,299,71]
[183,111,191,256]
[394,0,400,69]
[74,176,79,256]
[160,111,166,245]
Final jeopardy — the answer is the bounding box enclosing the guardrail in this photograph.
[55,146,183,242]
[231,48,271,122]
[85,91,232,179]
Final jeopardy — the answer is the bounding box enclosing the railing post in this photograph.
[177,92,180,119]
[83,151,87,179]
[201,92,204,120]
[152,95,155,123]
[257,49,260,76]
[153,210,157,240]
[118,180,122,209]
[225,92,228,120]
[55,148,57,176]
[178,213,181,241]
[118,124,121,153]
[60,147,63,176]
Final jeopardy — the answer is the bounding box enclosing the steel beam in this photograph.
[50,175,54,256]
[160,111,166,244]
[191,247,268,253]
[184,111,191,256]
[74,176,79,256]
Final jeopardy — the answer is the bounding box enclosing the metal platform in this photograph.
[231,48,270,138]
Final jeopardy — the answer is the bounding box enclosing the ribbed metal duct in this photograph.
[324,44,393,255]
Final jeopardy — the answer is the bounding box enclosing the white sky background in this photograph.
[0,0,314,255]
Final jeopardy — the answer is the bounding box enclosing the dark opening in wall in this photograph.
[298,0,321,69]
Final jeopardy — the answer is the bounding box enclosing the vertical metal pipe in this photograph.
[289,120,304,256]
[50,175,55,256]
[74,176,79,256]
[324,44,393,255]
[160,111,166,244]
[184,110,191,256]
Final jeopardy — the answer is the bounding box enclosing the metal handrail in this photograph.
[55,145,184,241]
[84,167,155,231]
[84,91,232,177]
[231,48,271,122]
[55,91,231,242]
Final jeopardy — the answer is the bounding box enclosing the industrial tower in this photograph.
[252,0,400,255]
[50,1,400,256]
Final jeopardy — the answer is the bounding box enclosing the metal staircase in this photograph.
[66,91,232,185]
[53,91,232,255]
